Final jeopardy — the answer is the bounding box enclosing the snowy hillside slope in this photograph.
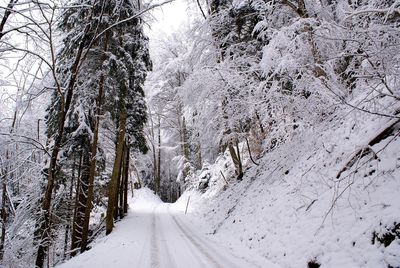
[180,107,400,268]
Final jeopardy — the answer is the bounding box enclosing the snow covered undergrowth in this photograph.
[180,109,400,268]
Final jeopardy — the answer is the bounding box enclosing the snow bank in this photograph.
[129,187,162,209]
[182,109,400,268]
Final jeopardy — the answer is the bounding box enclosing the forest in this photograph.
[0,0,399,267]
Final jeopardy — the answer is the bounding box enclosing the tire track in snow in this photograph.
[175,215,263,268]
[136,237,149,268]
[170,212,224,268]
[135,208,154,268]
[163,205,209,268]
[170,208,260,268]
[150,208,160,268]
[155,205,176,268]
[166,206,209,267]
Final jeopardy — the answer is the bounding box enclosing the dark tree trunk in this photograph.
[148,111,157,193]
[235,142,243,180]
[0,0,18,40]
[71,152,83,253]
[80,31,110,253]
[114,152,123,220]
[228,141,243,180]
[245,137,259,166]
[156,116,161,195]
[35,23,91,268]
[106,111,127,235]
[181,116,190,179]
[255,110,264,134]
[63,156,76,259]
[118,148,125,219]
[70,148,90,253]
[0,171,7,260]
[123,143,129,214]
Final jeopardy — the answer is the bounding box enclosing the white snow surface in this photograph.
[58,108,400,268]
[181,109,400,268]
[58,188,278,268]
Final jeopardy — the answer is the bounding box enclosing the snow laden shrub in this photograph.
[144,0,400,199]
[0,119,46,267]
[246,0,400,152]
[256,18,336,149]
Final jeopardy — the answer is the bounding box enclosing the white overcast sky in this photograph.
[145,0,190,38]
[144,0,197,65]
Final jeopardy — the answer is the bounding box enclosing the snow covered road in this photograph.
[146,203,251,268]
[59,189,278,268]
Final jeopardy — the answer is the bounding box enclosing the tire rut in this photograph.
[150,208,160,268]
[170,213,223,268]
[155,205,176,268]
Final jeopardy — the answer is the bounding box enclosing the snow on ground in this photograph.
[180,108,400,268]
[58,188,278,268]
[58,106,399,268]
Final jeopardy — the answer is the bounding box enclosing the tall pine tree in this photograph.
[37,0,150,264]
[104,0,151,235]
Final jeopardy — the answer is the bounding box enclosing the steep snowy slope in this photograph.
[180,107,400,268]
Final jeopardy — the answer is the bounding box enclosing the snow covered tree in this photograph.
[143,27,208,198]
[104,0,151,235]
[42,0,152,257]
[50,0,113,255]
[36,2,99,265]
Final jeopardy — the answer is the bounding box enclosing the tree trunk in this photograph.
[118,151,124,219]
[255,110,264,134]
[156,116,161,195]
[181,116,190,160]
[148,110,157,193]
[70,148,90,253]
[0,170,7,261]
[228,141,243,180]
[0,0,18,40]
[245,137,259,166]
[70,152,83,254]
[281,0,325,77]
[114,154,123,220]
[235,142,243,180]
[196,142,202,170]
[181,116,190,179]
[35,22,91,268]
[80,31,110,253]
[123,144,129,214]
[63,155,76,259]
[106,111,127,235]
